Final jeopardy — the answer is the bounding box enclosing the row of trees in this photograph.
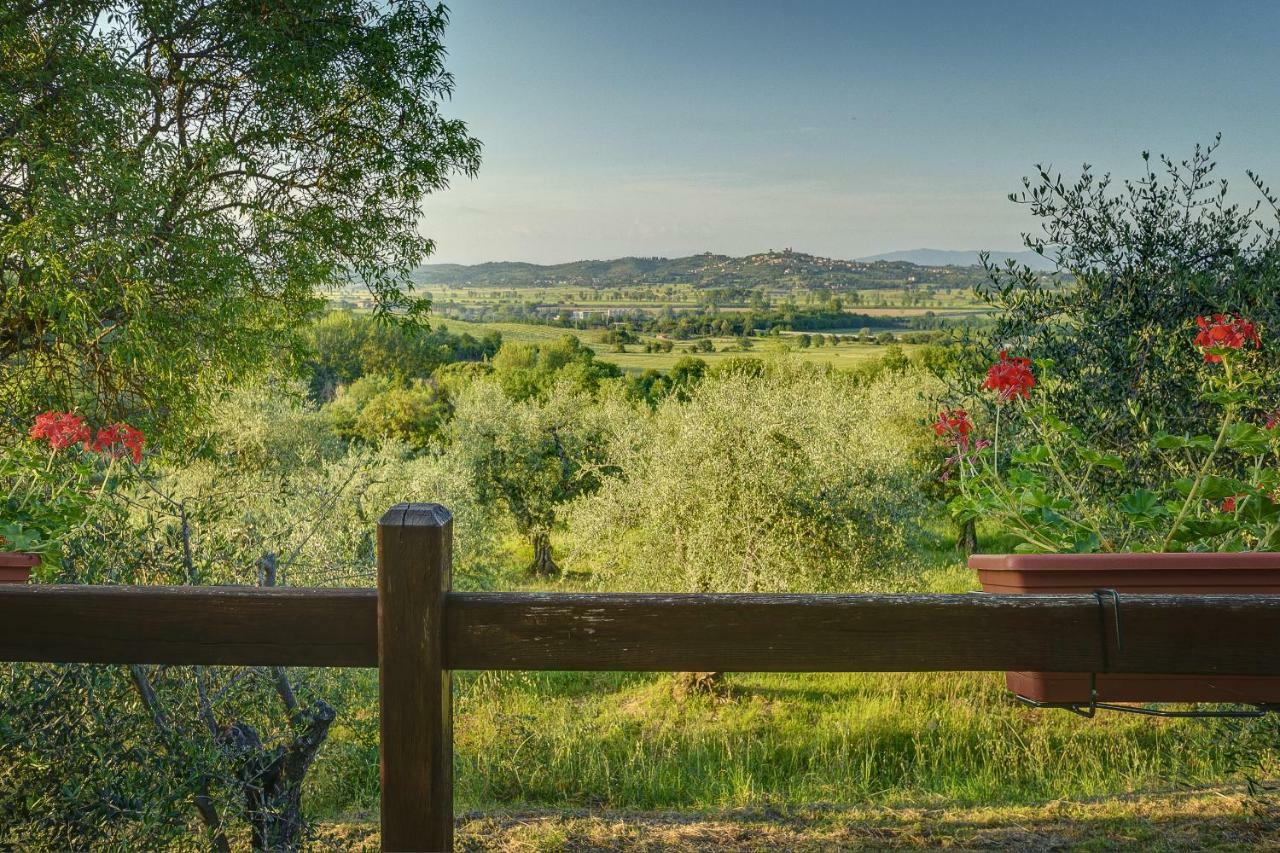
[439,301,927,339]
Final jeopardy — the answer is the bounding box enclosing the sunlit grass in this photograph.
[304,554,1267,820]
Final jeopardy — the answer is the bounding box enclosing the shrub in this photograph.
[565,364,942,592]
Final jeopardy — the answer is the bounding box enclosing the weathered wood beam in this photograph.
[377,502,454,852]
[446,592,1280,675]
[0,585,377,667]
[2,587,1279,676]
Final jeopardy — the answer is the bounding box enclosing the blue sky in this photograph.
[420,0,1280,264]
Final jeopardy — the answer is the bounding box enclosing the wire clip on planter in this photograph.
[1013,588,1280,719]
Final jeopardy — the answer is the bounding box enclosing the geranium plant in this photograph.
[2,412,145,555]
[939,315,1280,553]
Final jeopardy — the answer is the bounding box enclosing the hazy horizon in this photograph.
[419,0,1280,265]
[414,246,1040,267]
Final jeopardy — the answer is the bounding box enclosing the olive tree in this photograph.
[565,363,941,594]
[976,137,1280,454]
[449,377,618,576]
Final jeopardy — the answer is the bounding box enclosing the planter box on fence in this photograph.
[971,552,1280,704]
[0,552,38,584]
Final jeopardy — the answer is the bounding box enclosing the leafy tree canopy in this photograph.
[0,1,481,432]
[303,311,500,402]
[976,138,1280,451]
[489,335,622,402]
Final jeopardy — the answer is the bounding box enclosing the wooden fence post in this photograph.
[378,503,453,852]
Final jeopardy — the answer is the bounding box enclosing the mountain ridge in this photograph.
[412,249,1002,290]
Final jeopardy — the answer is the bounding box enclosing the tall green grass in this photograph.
[445,669,1237,812]
[305,655,1256,819]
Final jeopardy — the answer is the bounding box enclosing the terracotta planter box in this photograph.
[971,552,1280,704]
[0,552,38,584]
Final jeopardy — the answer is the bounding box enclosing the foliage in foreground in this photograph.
[973,138,1280,461]
[0,1,480,431]
[943,315,1280,553]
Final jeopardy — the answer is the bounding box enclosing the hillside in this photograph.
[859,248,1057,271]
[413,249,991,292]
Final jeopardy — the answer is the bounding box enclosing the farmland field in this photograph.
[426,316,923,372]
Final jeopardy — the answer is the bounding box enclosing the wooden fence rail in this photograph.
[1,502,1278,850]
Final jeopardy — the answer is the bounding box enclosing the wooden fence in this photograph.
[2,502,1280,851]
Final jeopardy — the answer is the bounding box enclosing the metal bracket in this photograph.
[1013,588,1279,719]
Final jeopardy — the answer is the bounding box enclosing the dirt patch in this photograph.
[313,788,1280,851]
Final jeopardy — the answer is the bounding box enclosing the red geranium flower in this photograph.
[1195,314,1260,363]
[91,423,145,464]
[982,351,1035,401]
[29,412,90,451]
[933,409,973,450]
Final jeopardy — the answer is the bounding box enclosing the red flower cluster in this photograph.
[29,412,90,450]
[29,412,145,464]
[982,351,1036,401]
[933,408,973,449]
[1195,314,1260,363]
[92,423,145,464]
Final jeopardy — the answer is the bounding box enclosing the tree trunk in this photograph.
[673,670,724,698]
[528,531,559,577]
[218,700,335,851]
[955,517,978,556]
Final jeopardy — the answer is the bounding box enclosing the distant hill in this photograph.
[858,248,1056,271]
[414,249,992,291]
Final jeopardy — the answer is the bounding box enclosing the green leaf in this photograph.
[1201,389,1252,405]
[1010,445,1050,465]
[1079,447,1124,470]
[1224,422,1271,455]
[1071,532,1101,553]
[1152,432,1189,450]
[1170,475,1246,500]
[1041,414,1070,433]
[1118,488,1167,518]
[1236,493,1280,524]
[1197,475,1249,501]
[1187,435,1218,451]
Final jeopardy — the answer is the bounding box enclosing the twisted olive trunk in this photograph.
[955,517,978,555]
[529,531,559,577]
[218,700,336,851]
